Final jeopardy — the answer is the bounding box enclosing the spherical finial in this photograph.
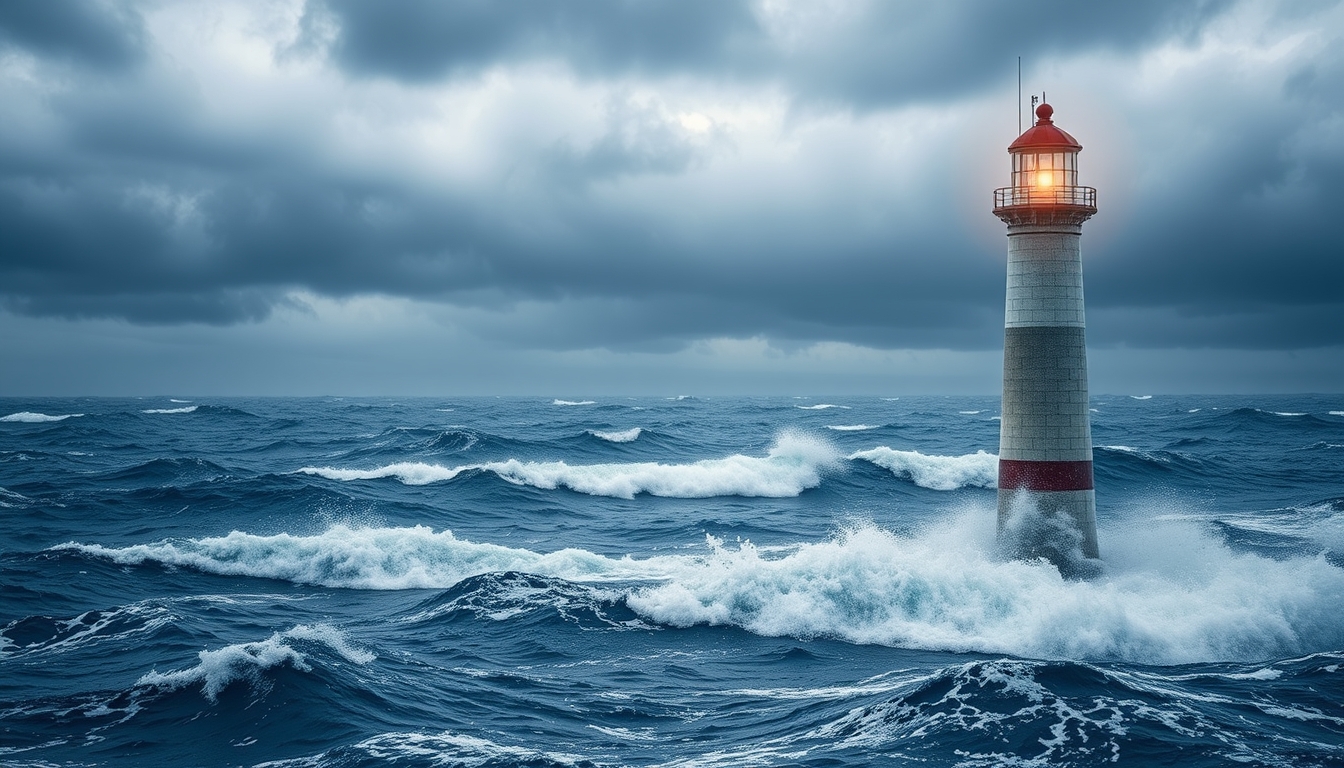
[1035,103,1054,122]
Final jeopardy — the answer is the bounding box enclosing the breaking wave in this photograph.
[588,428,642,443]
[1,412,83,422]
[553,399,596,406]
[796,404,850,410]
[297,432,840,499]
[57,515,1344,665]
[849,447,998,490]
[136,624,372,701]
[142,406,198,414]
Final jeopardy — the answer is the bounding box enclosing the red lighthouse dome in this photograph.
[993,103,1096,224]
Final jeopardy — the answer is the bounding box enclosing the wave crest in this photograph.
[300,432,839,499]
[849,447,997,490]
[2,411,83,422]
[588,428,642,443]
[136,624,372,701]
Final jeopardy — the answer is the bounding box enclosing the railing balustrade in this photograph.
[993,186,1096,209]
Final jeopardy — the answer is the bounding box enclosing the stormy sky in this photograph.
[1,0,1340,396]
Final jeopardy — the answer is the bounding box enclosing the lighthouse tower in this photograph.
[992,102,1100,564]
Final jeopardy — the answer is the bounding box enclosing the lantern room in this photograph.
[993,103,1096,218]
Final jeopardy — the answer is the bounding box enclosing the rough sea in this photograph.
[2,395,1342,767]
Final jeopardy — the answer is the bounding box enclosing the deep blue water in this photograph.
[2,395,1342,767]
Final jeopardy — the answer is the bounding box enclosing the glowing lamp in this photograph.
[993,103,1096,213]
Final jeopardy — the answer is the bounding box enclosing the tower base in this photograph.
[997,487,1100,569]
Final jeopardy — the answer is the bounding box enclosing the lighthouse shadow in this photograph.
[996,491,1103,580]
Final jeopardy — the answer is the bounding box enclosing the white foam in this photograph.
[1188,409,1202,413]
[848,447,997,491]
[58,525,661,590]
[1130,395,1153,400]
[136,624,372,701]
[627,515,1344,665]
[825,425,879,432]
[169,399,192,403]
[268,732,591,768]
[299,432,839,499]
[61,512,1344,665]
[589,428,642,443]
[1271,412,1306,417]
[1,412,83,422]
[959,410,982,415]
[1103,445,1138,452]
[297,462,464,485]
[553,399,596,406]
[1330,411,1344,417]
[796,404,850,410]
[142,406,198,414]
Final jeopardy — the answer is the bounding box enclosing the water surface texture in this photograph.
[2,396,1342,766]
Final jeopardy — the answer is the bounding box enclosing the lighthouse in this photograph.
[992,102,1100,566]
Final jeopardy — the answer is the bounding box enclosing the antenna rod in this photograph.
[1017,56,1022,134]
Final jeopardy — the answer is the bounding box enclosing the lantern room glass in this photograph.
[1011,150,1077,190]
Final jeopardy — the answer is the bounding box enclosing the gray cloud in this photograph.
[0,0,145,69]
[0,0,1339,368]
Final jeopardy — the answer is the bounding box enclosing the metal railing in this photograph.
[994,185,1096,209]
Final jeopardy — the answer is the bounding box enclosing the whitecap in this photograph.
[553,399,596,406]
[60,514,1344,665]
[1130,395,1153,400]
[299,432,839,499]
[849,447,997,490]
[1330,411,1344,417]
[589,428,642,443]
[1,412,83,422]
[297,462,464,485]
[958,410,982,415]
[136,624,372,701]
[1271,412,1306,417]
[796,404,850,410]
[142,406,198,414]
[825,425,879,432]
[627,516,1344,665]
[169,399,192,403]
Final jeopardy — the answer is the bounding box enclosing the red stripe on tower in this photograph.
[998,459,1094,492]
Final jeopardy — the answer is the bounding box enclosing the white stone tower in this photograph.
[992,102,1100,563]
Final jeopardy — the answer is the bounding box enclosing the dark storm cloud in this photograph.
[308,0,1232,106]
[303,0,764,82]
[0,0,1339,360]
[0,0,145,69]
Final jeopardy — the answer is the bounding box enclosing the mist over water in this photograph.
[3,395,1342,766]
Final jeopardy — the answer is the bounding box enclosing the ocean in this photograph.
[2,394,1342,767]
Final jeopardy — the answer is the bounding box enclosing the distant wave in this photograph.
[796,404,850,410]
[136,624,372,701]
[142,406,198,414]
[60,516,1344,664]
[554,399,596,406]
[1270,411,1306,417]
[588,428,642,443]
[958,410,982,415]
[849,447,997,490]
[826,425,879,432]
[1330,411,1344,417]
[298,432,840,499]
[1130,395,1153,400]
[169,399,192,403]
[2,412,83,422]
